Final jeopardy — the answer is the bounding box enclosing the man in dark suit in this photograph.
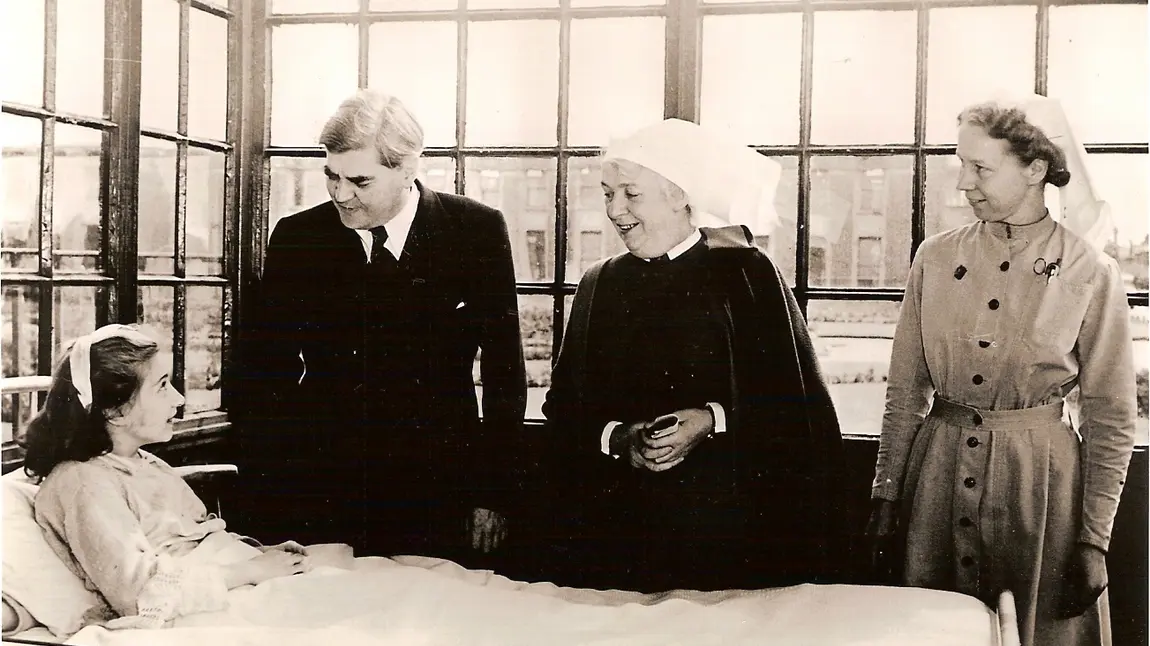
[235,90,527,563]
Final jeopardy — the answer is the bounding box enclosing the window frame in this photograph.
[248,0,1148,432]
[1,0,244,452]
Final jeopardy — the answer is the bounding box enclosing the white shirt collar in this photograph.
[354,184,420,262]
[642,229,702,262]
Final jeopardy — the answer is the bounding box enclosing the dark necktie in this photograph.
[369,226,393,265]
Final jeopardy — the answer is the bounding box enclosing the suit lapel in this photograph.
[400,180,447,285]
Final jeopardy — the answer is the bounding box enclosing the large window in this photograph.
[6,0,1143,447]
[698,0,1149,438]
[261,0,668,419]
[2,0,241,450]
[256,0,1147,436]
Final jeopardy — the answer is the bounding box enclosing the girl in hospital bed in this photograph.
[21,324,336,631]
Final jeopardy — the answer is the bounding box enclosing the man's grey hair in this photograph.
[319,89,424,169]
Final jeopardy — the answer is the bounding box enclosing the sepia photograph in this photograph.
[1,0,1147,644]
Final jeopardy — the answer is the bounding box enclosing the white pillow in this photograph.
[2,470,101,637]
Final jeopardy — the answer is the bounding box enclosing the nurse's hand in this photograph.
[1058,543,1108,618]
[637,409,713,471]
[865,499,899,583]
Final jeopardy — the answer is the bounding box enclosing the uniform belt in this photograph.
[929,395,1064,431]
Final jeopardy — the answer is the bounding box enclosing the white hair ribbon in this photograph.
[69,324,154,411]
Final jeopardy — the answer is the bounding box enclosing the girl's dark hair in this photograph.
[23,334,160,481]
[957,102,1072,188]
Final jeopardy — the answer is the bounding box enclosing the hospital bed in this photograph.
[2,465,1020,646]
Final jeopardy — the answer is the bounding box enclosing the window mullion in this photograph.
[910,5,929,262]
[553,2,571,356]
[105,0,143,325]
[795,5,814,311]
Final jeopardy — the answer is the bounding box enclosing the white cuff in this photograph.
[601,422,622,458]
[706,403,727,434]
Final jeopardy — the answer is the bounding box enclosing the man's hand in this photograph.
[468,507,507,553]
[635,408,713,472]
[1058,543,1109,618]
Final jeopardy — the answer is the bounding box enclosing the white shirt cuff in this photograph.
[706,402,727,434]
[601,422,622,458]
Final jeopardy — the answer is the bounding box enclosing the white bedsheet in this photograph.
[64,555,1000,646]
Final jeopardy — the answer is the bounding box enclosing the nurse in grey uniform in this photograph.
[866,95,1137,646]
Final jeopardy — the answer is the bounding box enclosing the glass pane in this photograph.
[272,0,358,12]
[271,24,359,145]
[141,0,180,132]
[469,0,556,7]
[1049,5,1148,144]
[925,155,974,239]
[808,156,914,288]
[186,286,223,413]
[56,0,105,116]
[54,125,104,273]
[418,157,457,194]
[138,138,178,275]
[268,157,327,236]
[572,0,663,5]
[701,13,801,146]
[1134,306,1148,445]
[2,115,42,272]
[925,6,1035,144]
[368,21,458,147]
[187,149,225,276]
[465,21,559,146]
[807,299,899,437]
[189,9,229,141]
[2,286,40,378]
[764,156,798,287]
[3,0,44,106]
[812,11,916,145]
[568,17,664,146]
[52,286,103,360]
[1089,154,1149,278]
[138,286,174,352]
[464,157,557,282]
[520,294,554,420]
[371,0,457,9]
[566,157,625,282]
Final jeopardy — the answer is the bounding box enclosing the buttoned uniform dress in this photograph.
[872,216,1137,646]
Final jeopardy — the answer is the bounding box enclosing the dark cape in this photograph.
[539,225,849,592]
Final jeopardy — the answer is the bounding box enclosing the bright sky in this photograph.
[2,1,1147,242]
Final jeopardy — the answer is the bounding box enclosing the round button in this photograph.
[978,340,991,349]
[954,265,967,280]
[959,517,973,527]
[973,414,983,425]
[988,299,1000,310]
[967,436,980,448]
[972,374,984,385]
[964,477,977,488]
[999,261,1010,271]
[961,556,975,567]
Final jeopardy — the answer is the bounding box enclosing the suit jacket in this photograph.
[235,181,527,537]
